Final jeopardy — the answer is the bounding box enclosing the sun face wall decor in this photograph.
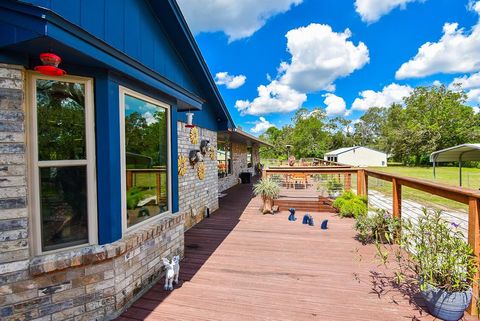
[178,154,188,177]
[197,162,205,180]
[189,127,198,144]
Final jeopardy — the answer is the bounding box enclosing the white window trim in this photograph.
[27,73,98,255]
[119,86,172,235]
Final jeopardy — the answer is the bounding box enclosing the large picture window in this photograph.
[29,75,97,254]
[217,140,232,178]
[120,87,170,230]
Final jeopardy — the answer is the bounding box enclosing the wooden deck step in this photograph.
[274,197,337,213]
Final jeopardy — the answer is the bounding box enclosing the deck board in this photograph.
[116,183,474,321]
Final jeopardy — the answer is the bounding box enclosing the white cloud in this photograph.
[467,88,480,104]
[280,24,370,93]
[396,2,480,79]
[250,117,276,134]
[215,72,246,89]
[449,72,480,90]
[355,0,424,24]
[323,93,347,116]
[473,106,480,114]
[142,112,157,125]
[235,23,369,116]
[351,83,413,111]
[177,0,302,42]
[449,71,480,106]
[235,81,307,116]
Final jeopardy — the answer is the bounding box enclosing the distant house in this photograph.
[324,146,387,167]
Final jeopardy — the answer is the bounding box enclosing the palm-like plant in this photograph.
[253,179,280,214]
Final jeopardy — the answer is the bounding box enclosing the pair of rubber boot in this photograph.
[288,208,328,229]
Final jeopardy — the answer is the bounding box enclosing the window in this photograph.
[120,87,170,230]
[29,74,97,254]
[247,146,252,168]
[217,140,232,178]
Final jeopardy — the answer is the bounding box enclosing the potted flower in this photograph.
[253,178,280,214]
[376,209,477,321]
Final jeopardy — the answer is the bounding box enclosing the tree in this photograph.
[289,108,330,158]
[394,85,479,165]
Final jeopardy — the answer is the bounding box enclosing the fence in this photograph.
[263,166,480,315]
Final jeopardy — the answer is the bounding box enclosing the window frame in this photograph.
[247,146,253,168]
[27,73,98,255]
[119,86,172,234]
[217,140,232,177]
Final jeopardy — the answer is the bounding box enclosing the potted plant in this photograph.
[326,178,343,198]
[253,178,280,214]
[376,209,477,321]
[354,209,400,244]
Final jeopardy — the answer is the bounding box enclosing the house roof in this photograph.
[325,146,386,156]
[0,0,235,129]
[220,128,273,147]
[430,144,480,162]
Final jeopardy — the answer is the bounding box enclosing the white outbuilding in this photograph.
[324,146,387,167]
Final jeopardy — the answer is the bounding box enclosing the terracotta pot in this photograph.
[262,197,274,214]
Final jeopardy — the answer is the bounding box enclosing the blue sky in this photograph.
[177,0,480,135]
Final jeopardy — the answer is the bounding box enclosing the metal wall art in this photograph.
[178,154,188,176]
[189,126,198,144]
[189,150,203,166]
[197,162,205,180]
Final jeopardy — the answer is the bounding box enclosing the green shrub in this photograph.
[127,187,143,210]
[332,191,367,218]
[354,209,400,244]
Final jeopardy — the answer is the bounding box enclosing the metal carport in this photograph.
[430,144,480,186]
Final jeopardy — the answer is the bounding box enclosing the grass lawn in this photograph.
[367,166,480,211]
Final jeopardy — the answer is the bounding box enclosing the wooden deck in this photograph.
[116,183,474,321]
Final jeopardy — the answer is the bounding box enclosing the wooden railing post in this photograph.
[392,178,401,219]
[357,170,366,196]
[344,173,351,191]
[467,197,480,315]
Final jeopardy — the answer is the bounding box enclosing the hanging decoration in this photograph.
[209,146,216,160]
[178,155,188,177]
[197,162,205,180]
[34,53,66,76]
[185,112,195,128]
[189,126,199,144]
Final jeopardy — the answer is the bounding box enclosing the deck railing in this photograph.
[262,166,480,315]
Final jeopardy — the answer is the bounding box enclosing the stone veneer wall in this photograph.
[177,122,219,230]
[218,142,260,193]
[0,64,184,321]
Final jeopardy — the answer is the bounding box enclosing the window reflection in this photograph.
[217,141,232,178]
[124,94,168,228]
[36,80,86,161]
[40,166,88,251]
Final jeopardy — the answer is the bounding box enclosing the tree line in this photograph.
[259,85,480,165]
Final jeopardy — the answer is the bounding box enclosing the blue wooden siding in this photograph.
[21,0,203,97]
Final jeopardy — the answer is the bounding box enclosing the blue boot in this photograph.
[302,214,309,224]
[288,208,296,221]
[321,219,328,229]
[308,215,314,226]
